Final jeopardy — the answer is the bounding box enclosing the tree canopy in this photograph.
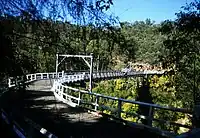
[1,0,200,133]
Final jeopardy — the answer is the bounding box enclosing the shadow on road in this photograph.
[1,89,166,138]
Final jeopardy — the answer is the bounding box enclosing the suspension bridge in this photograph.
[0,54,198,138]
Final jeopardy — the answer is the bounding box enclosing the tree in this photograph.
[0,0,117,77]
[120,20,164,65]
[160,1,200,109]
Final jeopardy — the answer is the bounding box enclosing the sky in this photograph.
[106,0,195,24]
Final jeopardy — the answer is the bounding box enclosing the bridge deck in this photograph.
[12,80,165,138]
[0,79,167,138]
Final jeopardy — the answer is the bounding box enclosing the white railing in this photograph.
[51,70,165,86]
[8,72,64,88]
[62,70,165,82]
[52,79,192,137]
[5,70,169,137]
[50,70,165,95]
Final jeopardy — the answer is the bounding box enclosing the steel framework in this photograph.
[55,53,93,92]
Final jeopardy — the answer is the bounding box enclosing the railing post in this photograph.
[117,100,122,119]
[148,106,153,126]
[61,85,64,93]
[78,91,82,105]
[59,85,63,97]
[62,70,64,78]
[26,75,29,81]
[56,53,59,79]
[53,81,57,92]
[8,78,11,87]
[31,74,33,81]
[95,96,99,111]
[89,53,93,92]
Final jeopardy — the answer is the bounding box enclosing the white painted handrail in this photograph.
[49,70,192,136]
[7,70,179,137]
[52,79,192,131]
[8,72,64,88]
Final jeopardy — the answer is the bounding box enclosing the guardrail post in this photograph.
[41,74,43,79]
[34,74,36,80]
[148,106,153,126]
[62,71,64,78]
[78,91,82,105]
[95,96,99,111]
[89,53,93,92]
[61,85,64,93]
[117,100,122,119]
[59,85,63,97]
[56,53,59,79]
[8,79,11,87]
[31,75,33,81]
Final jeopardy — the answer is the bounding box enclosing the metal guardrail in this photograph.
[5,70,179,137]
[60,70,165,84]
[8,70,165,88]
[53,82,192,129]
[8,72,64,88]
[50,70,193,137]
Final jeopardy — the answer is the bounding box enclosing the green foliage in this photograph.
[0,0,197,133]
[121,103,138,122]
[93,79,137,99]
[150,75,178,106]
[0,11,167,76]
[93,78,138,119]
[159,1,200,109]
[150,75,190,133]
[92,75,191,134]
[120,19,164,65]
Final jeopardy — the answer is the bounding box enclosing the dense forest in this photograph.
[1,0,200,134]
